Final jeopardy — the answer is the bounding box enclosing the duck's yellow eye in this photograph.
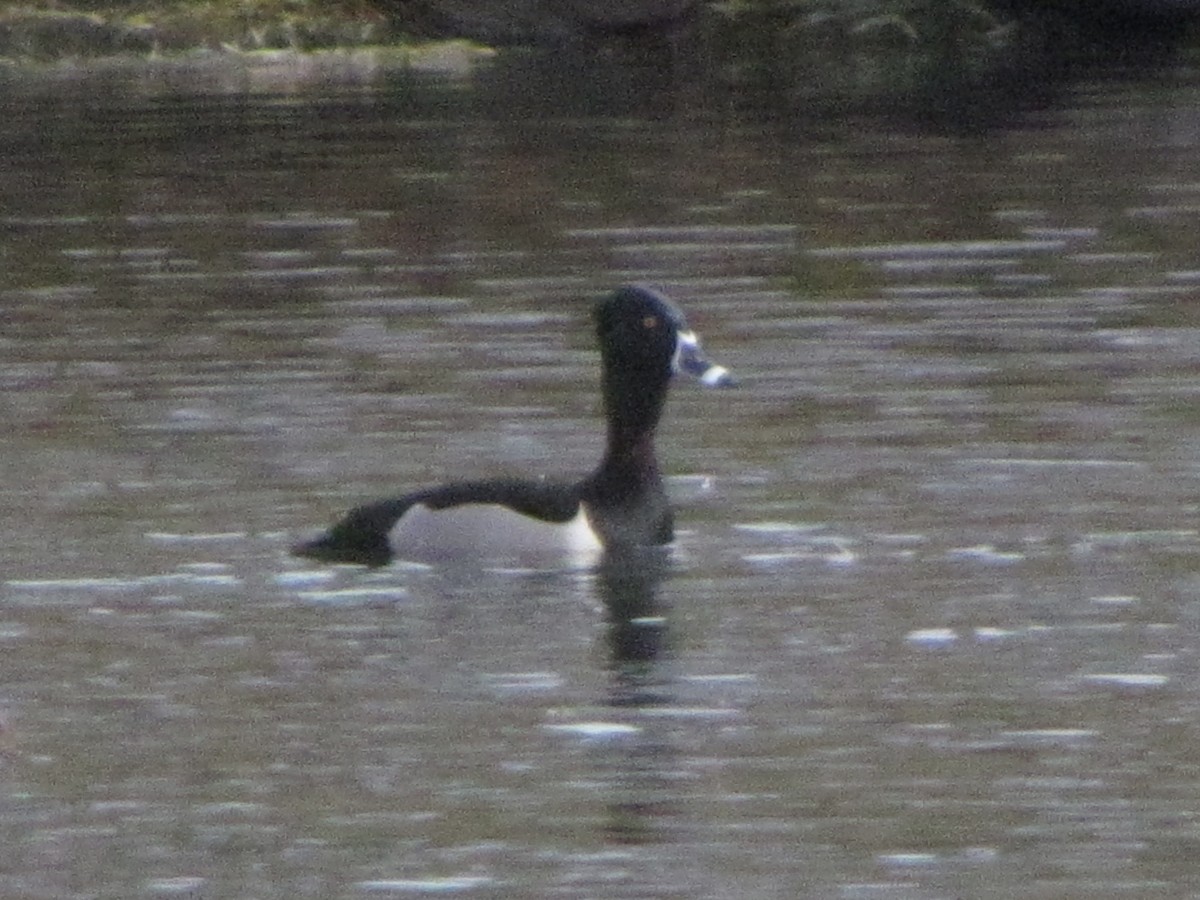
[643,315,658,330]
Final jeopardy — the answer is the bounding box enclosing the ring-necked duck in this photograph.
[292,284,733,567]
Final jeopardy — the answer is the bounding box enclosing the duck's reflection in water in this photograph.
[593,546,685,847]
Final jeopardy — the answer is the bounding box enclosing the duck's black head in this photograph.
[594,285,688,379]
[591,284,731,449]
[594,284,731,414]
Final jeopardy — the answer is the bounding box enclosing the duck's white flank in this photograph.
[388,502,604,565]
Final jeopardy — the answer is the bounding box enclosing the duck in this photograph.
[292,284,733,567]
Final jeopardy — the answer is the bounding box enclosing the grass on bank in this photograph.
[0,1,400,59]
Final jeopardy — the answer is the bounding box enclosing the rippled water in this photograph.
[4,63,1200,898]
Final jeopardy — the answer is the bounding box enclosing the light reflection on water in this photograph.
[2,66,1200,897]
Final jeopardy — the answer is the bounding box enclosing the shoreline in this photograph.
[3,3,1197,120]
[0,40,498,92]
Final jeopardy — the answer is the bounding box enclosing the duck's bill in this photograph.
[675,330,735,387]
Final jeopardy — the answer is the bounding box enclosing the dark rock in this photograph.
[386,0,698,46]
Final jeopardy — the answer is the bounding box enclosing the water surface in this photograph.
[3,64,1200,898]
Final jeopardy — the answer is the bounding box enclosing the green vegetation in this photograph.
[705,0,1025,120]
[712,1,1011,84]
[0,1,1029,119]
[0,1,394,59]
[0,1,1014,65]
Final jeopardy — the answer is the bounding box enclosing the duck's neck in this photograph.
[594,372,669,491]
[600,422,659,477]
